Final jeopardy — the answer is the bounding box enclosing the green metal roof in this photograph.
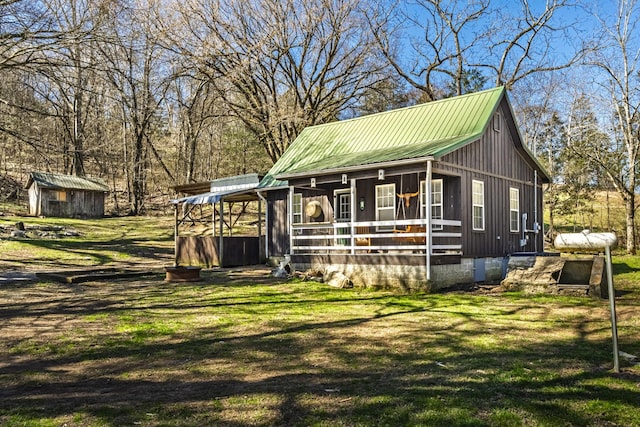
[27,172,110,192]
[259,87,505,188]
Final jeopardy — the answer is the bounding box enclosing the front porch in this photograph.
[290,218,462,256]
[282,161,464,282]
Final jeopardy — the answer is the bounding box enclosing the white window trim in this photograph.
[420,179,443,230]
[334,189,351,222]
[510,187,520,233]
[472,180,485,231]
[375,183,396,231]
[292,193,303,224]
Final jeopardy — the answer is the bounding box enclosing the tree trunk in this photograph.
[625,195,636,254]
[131,131,145,215]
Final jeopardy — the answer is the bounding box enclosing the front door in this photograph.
[335,190,351,221]
[334,190,351,245]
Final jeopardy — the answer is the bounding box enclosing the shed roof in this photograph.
[170,173,262,205]
[27,172,109,192]
[260,87,546,188]
[173,174,263,196]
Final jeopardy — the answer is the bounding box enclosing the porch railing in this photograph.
[291,218,462,255]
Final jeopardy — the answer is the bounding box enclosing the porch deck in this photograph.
[290,218,462,256]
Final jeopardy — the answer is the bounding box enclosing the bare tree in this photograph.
[478,0,586,89]
[367,0,588,98]
[0,0,115,177]
[29,0,111,176]
[582,0,640,253]
[169,72,221,183]
[366,0,490,101]
[100,0,173,215]
[0,0,56,71]
[165,0,387,163]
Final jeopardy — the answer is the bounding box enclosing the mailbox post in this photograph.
[554,231,619,373]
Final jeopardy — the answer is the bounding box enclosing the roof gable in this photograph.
[27,172,109,192]
[260,87,505,187]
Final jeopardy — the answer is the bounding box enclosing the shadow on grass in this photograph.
[612,259,640,276]
[1,279,639,426]
[8,236,173,267]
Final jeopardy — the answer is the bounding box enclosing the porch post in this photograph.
[288,185,295,255]
[257,196,263,261]
[257,191,269,260]
[174,203,179,267]
[212,203,216,237]
[350,178,356,254]
[219,199,224,267]
[425,160,433,281]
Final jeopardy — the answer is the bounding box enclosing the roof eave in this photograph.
[276,155,436,180]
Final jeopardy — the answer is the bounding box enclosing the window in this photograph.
[375,183,396,231]
[420,179,443,230]
[292,193,302,224]
[53,191,67,202]
[493,111,501,132]
[472,180,484,231]
[510,187,520,232]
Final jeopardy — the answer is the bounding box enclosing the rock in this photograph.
[11,230,26,238]
[324,269,353,289]
[294,269,325,282]
[15,221,25,231]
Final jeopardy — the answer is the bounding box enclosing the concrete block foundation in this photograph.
[294,257,506,292]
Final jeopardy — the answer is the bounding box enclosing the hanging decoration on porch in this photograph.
[305,200,322,218]
[397,191,419,208]
[395,174,420,221]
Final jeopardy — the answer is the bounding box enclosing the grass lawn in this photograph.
[0,214,174,270]
[1,268,639,426]
[0,211,639,426]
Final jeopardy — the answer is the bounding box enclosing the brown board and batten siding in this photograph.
[267,189,290,256]
[436,102,545,257]
[260,87,550,275]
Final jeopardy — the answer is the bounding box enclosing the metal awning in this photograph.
[170,186,258,205]
[171,173,263,205]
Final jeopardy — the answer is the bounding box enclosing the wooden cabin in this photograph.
[26,172,109,218]
[258,87,551,290]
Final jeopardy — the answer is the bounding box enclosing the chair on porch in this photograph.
[355,226,371,251]
[393,225,426,244]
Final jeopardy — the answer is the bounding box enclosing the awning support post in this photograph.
[605,245,620,373]
[174,203,179,267]
[212,202,216,237]
[219,199,224,267]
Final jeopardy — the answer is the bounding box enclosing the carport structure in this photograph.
[170,174,265,267]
